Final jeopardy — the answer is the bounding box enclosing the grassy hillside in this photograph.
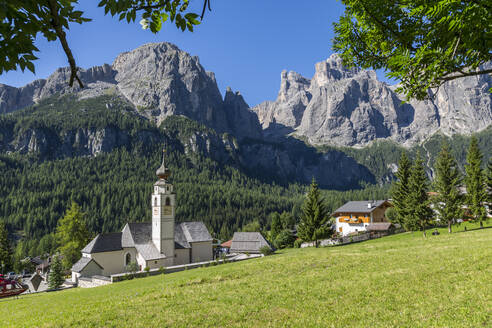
[2,223,491,327]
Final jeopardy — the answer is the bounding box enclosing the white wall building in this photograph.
[332,200,392,236]
[72,151,213,283]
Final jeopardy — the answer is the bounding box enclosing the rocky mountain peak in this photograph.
[253,55,492,147]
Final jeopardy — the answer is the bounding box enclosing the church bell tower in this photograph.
[152,149,175,261]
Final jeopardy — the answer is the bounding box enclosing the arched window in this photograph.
[125,253,131,266]
[153,197,157,207]
[165,197,171,206]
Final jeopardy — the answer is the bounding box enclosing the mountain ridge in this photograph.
[1,42,491,149]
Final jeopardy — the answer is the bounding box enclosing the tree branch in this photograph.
[47,0,83,88]
[441,68,492,82]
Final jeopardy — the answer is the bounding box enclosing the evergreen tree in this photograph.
[48,255,64,290]
[464,136,487,228]
[280,211,296,230]
[433,143,463,233]
[269,212,282,241]
[55,202,90,270]
[297,178,331,247]
[0,222,12,273]
[406,152,433,237]
[487,157,492,203]
[391,152,412,226]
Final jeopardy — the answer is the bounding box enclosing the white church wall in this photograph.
[191,241,213,263]
[90,250,127,276]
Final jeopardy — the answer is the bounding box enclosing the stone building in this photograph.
[72,151,213,282]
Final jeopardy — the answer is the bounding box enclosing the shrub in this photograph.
[259,246,274,256]
[294,239,303,248]
[158,266,165,274]
[125,261,139,274]
[144,267,150,275]
[273,229,296,249]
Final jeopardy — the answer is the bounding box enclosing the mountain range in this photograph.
[0,42,491,188]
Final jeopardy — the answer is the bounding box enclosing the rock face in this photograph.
[0,43,261,140]
[1,43,490,149]
[253,54,492,147]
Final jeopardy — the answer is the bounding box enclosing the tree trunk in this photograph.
[480,220,483,228]
[448,221,452,233]
[422,226,427,238]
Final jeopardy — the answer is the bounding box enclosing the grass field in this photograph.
[2,222,491,327]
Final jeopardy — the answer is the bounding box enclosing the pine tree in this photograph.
[464,136,487,228]
[297,178,331,247]
[487,157,492,203]
[433,143,463,233]
[0,222,12,273]
[55,202,90,270]
[406,152,433,237]
[391,152,412,226]
[48,255,64,290]
[270,212,282,241]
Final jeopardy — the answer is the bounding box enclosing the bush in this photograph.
[273,229,296,249]
[125,261,139,273]
[144,267,150,275]
[158,266,165,274]
[259,246,274,256]
[294,239,303,248]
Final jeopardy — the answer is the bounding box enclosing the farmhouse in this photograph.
[333,200,392,236]
[72,151,213,283]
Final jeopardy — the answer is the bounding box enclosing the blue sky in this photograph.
[0,0,393,106]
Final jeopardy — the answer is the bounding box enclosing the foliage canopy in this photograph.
[333,0,492,100]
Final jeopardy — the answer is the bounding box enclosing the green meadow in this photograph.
[2,222,491,327]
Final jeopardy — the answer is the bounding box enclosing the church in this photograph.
[71,151,213,282]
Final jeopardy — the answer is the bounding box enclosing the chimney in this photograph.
[367,202,372,209]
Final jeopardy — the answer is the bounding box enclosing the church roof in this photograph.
[178,222,213,244]
[81,221,212,261]
[81,232,123,254]
[230,232,273,254]
[71,257,104,273]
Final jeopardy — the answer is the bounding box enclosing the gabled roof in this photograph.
[179,222,213,243]
[122,223,166,260]
[366,222,394,231]
[332,200,391,215]
[230,232,272,253]
[71,257,104,273]
[81,232,123,254]
[221,240,232,248]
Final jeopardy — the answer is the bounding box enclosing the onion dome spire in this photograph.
[156,149,170,180]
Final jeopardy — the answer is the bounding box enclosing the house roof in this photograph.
[81,232,123,254]
[332,200,391,215]
[230,232,272,253]
[221,240,232,248]
[366,222,394,231]
[71,257,104,273]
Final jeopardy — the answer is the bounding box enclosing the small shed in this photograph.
[229,232,273,254]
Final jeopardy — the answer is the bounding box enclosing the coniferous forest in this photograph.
[0,94,490,264]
